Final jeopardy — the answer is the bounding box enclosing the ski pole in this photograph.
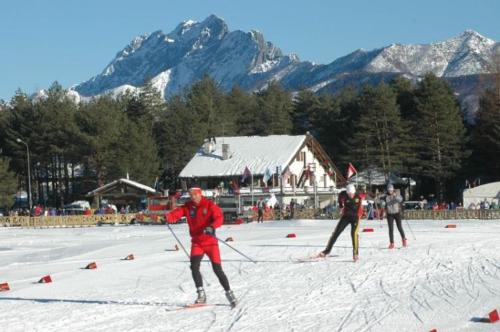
[404,219,417,240]
[215,235,257,264]
[166,222,190,259]
[167,222,211,286]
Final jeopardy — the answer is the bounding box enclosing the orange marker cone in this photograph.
[362,228,374,232]
[489,309,499,323]
[0,282,10,291]
[445,224,457,228]
[85,262,97,269]
[286,233,296,238]
[38,275,52,283]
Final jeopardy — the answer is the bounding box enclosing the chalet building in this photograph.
[179,134,345,207]
[86,178,158,209]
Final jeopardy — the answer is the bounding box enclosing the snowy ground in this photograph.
[0,219,499,332]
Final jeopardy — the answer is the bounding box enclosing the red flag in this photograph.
[346,163,357,180]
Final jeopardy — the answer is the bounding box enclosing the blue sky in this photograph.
[1,0,499,101]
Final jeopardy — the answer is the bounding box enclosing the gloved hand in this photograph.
[204,226,215,236]
[165,214,177,224]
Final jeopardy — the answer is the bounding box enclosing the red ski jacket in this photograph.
[166,197,224,244]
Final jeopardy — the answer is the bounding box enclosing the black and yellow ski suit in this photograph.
[322,191,364,257]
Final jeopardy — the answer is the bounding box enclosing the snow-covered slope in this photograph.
[71,15,498,105]
[1,219,499,331]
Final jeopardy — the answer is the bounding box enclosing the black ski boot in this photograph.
[195,287,206,304]
[225,290,237,308]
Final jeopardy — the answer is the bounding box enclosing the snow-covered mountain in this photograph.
[72,15,498,113]
[74,15,299,99]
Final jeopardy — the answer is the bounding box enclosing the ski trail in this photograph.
[336,304,357,332]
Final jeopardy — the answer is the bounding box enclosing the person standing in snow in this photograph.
[384,184,407,249]
[257,197,265,223]
[165,187,237,307]
[290,199,296,219]
[319,184,363,262]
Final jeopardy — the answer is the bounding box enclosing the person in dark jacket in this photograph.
[319,184,364,262]
[257,197,265,223]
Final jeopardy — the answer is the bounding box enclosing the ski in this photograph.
[183,303,213,309]
[167,303,231,311]
[293,254,326,263]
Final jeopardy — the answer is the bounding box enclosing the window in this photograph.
[296,151,306,162]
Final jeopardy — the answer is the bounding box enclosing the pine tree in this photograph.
[349,83,412,175]
[3,90,41,205]
[412,74,467,199]
[155,95,205,189]
[112,120,160,186]
[292,90,322,135]
[0,158,17,209]
[122,79,166,129]
[390,76,415,119]
[227,87,259,135]
[77,95,128,186]
[471,89,500,180]
[186,75,235,137]
[78,94,160,188]
[3,90,37,174]
[255,81,293,135]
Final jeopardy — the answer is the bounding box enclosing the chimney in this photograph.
[202,138,216,154]
[222,143,230,160]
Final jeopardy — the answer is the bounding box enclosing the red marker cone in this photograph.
[123,254,134,261]
[445,224,457,228]
[429,329,437,332]
[38,275,52,283]
[225,237,234,242]
[362,228,374,232]
[85,262,97,269]
[286,233,296,238]
[489,309,499,323]
[0,282,10,291]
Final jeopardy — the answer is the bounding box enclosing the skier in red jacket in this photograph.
[166,187,237,307]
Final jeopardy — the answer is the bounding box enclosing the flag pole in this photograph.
[251,170,254,207]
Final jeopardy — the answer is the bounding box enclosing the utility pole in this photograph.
[17,138,32,212]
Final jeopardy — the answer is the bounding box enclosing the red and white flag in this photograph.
[346,163,357,180]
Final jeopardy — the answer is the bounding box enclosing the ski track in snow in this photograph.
[0,219,499,331]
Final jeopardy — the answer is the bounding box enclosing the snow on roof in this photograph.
[349,168,416,186]
[179,135,307,178]
[87,178,158,196]
[463,181,500,198]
